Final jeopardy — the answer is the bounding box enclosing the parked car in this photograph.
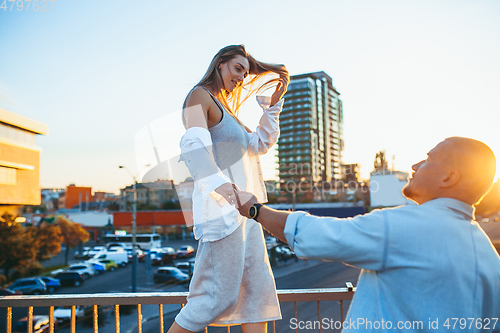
[151,247,176,265]
[125,247,146,262]
[89,261,107,274]
[0,287,21,296]
[265,236,278,249]
[91,251,128,267]
[54,305,88,323]
[176,245,195,259]
[174,261,195,276]
[106,242,127,250]
[274,245,296,262]
[8,277,47,295]
[54,272,84,287]
[74,246,91,259]
[98,259,118,271]
[153,267,190,285]
[88,246,107,257]
[67,263,96,280]
[39,276,61,293]
[107,246,127,253]
[148,248,166,260]
[12,315,50,333]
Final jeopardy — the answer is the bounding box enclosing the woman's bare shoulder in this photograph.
[185,86,211,108]
[183,86,213,129]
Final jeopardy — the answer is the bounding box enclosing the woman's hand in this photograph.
[214,182,240,205]
[270,68,290,106]
[232,189,259,219]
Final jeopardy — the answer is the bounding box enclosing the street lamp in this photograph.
[119,165,139,293]
[292,177,306,212]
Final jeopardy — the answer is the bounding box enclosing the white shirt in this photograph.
[180,96,283,242]
[285,198,500,332]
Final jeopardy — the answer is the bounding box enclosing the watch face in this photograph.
[249,206,256,218]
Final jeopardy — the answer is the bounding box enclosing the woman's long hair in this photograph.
[192,45,288,118]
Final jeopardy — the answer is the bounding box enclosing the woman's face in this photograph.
[219,55,249,93]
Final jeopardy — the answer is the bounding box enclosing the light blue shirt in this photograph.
[284,198,500,332]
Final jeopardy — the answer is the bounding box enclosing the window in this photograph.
[0,123,36,147]
[0,166,16,185]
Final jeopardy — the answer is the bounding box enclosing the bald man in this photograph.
[234,137,500,333]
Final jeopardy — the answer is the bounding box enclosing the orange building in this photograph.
[0,107,48,219]
[112,210,193,235]
[62,185,93,209]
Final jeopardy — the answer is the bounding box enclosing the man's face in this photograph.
[403,141,453,204]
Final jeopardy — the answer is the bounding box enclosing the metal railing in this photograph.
[1,283,355,333]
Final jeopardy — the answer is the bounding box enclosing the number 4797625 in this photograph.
[1,0,56,11]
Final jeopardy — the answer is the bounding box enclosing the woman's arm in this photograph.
[183,87,211,130]
[247,98,284,155]
[181,87,238,205]
[247,71,290,155]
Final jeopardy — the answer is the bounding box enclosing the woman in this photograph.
[170,45,289,333]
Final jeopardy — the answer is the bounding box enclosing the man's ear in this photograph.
[441,170,460,188]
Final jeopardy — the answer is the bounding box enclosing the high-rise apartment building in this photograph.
[278,71,344,189]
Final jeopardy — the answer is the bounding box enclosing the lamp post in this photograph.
[292,177,307,212]
[119,165,138,293]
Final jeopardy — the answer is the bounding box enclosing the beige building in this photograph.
[0,107,48,219]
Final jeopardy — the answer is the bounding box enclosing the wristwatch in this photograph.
[249,203,263,221]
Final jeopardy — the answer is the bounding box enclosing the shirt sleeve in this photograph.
[179,126,232,200]
[284,210,389,271]
[247,96,284,155]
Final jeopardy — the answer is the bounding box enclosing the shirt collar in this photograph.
[422,197,475,220]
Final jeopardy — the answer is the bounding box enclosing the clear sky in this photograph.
[1,0,499,194]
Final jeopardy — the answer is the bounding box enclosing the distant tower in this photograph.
[278,71,344,188]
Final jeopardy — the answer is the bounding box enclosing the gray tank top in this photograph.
[201,87,250,179]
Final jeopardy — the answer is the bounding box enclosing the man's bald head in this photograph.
[444,137,496,204]
[403,137,496,205]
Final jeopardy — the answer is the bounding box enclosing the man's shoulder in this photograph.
[367,203,425,221]
[368,203,419,214]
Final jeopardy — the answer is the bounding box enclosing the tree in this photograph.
[373,151,389,173]
[0,214,37,280]
[162,201,181,210]
[137,203,159,211]
[57,216,90,265]
[28,222,63,262]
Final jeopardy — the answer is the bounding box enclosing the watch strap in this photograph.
[250,203,263,221]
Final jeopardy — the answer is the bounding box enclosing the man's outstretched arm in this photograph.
[234,188,388,270]
[233,190,291,242]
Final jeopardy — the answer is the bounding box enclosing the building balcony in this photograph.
[282,104,312,112]
[279,130,311,138]
[284,90,312,98]
[279,111,312,120]
[278,137,311,145]
[1,286,355,333]
[280,117,312,126]
[286,83,312,92]
[280,124,312,133]
[279,151,311,158]
[277,144,311,151]
[283,97,312,106]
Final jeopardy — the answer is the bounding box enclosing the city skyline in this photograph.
[1,0,500,194]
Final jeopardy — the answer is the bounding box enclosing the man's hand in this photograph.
[232,186,259,218]
[233,185,291,242]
